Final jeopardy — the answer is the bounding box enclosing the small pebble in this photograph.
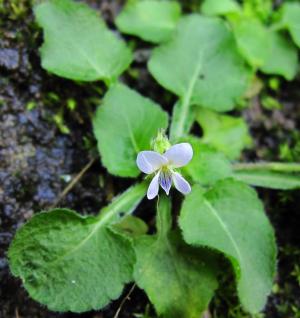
[0,48,19,70]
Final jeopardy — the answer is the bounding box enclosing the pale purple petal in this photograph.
[159,170,172,195]
[136,151,168,174]
[164,143,193,168]
[147,173,160,200]
[172,172,191,195]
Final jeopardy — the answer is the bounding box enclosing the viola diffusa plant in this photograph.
[8,0,300,317]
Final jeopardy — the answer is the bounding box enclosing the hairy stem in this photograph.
[156,195,172,238]
[97,182,147,223]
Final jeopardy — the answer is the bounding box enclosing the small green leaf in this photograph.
[35,0,132,82]
[196,109,252,160]
[281,2,300,48]
[179,180,277,313]
[112,215,149,238]
[93,84,168,177]
[8,183,147,312]
[261,31,298,80]
[134,197,218,318]
[233,17,270,67]
[148,15,251,112]
[233,162,300,189]
[201,0,241,16]
[116,0,181,43]
[182,136,232,185]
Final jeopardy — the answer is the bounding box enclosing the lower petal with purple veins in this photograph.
[159,170,173,195]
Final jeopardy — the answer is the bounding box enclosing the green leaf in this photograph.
[93,83,168,177]
[201,0,241,16]
[116,0,181,43]
[8,183,147,312]
[182,136,232,185]
[179,180,277,313]
[196,109,252,160]
[148,15,251,113]
[281,2,300,48]
[35,0,132,83]
[134,196,218,318]
[233,162,300,189]
[243,0,273,22]
[233,17,270,67]
[260,30,298,80]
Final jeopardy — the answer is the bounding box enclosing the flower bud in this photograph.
[151,129,171,154]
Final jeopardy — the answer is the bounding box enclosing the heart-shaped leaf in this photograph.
[179,179,277,313]
[8,183,147,312]
[148,15,251,112]
[35,0,132,83]
[93,84,168,177]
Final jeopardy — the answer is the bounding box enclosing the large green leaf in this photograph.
[182,136,233,185]
[148,15,250,113]
[201,0,241,16]
[179,180,277,313]
[116,0,181,43]
[35,0,132,83]
[8,183,147,312]
[93,84,168,177]
[196,109,252,160]
[260,30,298,80]
[281,2,300,48]
[233,162,300,189]
[134,197,218,318]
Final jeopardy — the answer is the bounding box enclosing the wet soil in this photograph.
[0,1,299,318]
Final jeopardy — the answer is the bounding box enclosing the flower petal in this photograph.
[159,170,172,195]
[164,143,193,168]
[147,173,160,200]
[172,172,191,195]
[136,151,168,174]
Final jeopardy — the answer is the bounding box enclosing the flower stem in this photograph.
[233,162,300,173]
[156,195,172,238]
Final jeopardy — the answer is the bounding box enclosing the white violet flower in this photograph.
[136,143,193,200]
